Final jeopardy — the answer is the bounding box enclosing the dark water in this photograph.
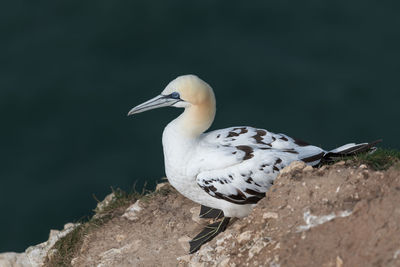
[1,1,399,252]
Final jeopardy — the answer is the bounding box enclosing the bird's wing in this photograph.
[193,126,326,204]
[195,149,296,204]
[198,126,326,167]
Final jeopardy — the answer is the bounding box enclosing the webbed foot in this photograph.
[189,217,230,254]
[199,205,224,219]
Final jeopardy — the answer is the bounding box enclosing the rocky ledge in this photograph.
[1,160,400,267]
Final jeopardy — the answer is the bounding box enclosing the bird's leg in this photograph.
[199,205,224,219]
[189,217,230,254]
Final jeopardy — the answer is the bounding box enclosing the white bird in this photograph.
[128,74,379,253]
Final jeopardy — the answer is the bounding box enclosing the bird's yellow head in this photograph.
[128,74,216,136]
[128,74,215,115]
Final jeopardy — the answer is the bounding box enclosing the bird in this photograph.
[128,74,380,253]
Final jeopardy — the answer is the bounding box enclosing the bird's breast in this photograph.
[162,122,199,178]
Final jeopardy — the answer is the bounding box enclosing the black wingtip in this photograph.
[370,139,383,146]
[322,139,383,163]
[352,139,383,154]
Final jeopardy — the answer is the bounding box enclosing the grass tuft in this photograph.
[47,224,87,267]
[342,148,400,171]
[93,187,142,218]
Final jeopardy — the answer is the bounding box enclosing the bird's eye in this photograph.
[170,92,180,99]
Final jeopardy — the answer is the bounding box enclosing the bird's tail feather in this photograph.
[322,139,382,162]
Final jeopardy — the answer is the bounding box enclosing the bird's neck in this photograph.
[162,97,216,166]
[162,99,216,177]
[171,98,216,139]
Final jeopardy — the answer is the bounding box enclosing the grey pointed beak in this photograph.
[127,95,179,116]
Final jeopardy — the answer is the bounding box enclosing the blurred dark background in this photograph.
[1,0,399,252]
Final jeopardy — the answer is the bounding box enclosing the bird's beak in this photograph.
[127,95,179,116]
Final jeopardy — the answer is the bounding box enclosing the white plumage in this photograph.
[128,74,377,219]
[163,124,325,218]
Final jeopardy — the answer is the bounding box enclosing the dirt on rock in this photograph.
[48,161,400,267]
[67,185,200,267]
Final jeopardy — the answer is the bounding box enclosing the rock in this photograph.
[0,223,79,267]
[190,206,202,224]
[237,231,252,244]
[216,233,233,246]
[93,193,117,219]
[263,212,279,220]
[303,165,314,172]
[0,252,32,267]
[26,223,79,266]
[178,235,191,252]
[232,222,245,231]
[5,162,399,267]
[336,256,343,267]
[79,233,92,253]
[47,249,58,261]
[393,249,400,259]
[95,193,116,213]
[280,161,306,175]
[248,239,268,259]
[71,257,79,266]
[319,165,327,171]
[122,200,142,221]
[215,246,225,253]
[176,254,191,263]
[218,257,230,267]
[155,182,169,191]
[196,245,214,262]
[335,161,346,166]
[297,210,352,232]
[97,241,141,267]
[115,234,126,242]
[64,223,76,230]
[190,262,206,267]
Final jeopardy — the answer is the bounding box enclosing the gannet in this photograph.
[128,74,379,253]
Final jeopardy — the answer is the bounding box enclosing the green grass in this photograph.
[93,188,142,217]
[342,148,400,171]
